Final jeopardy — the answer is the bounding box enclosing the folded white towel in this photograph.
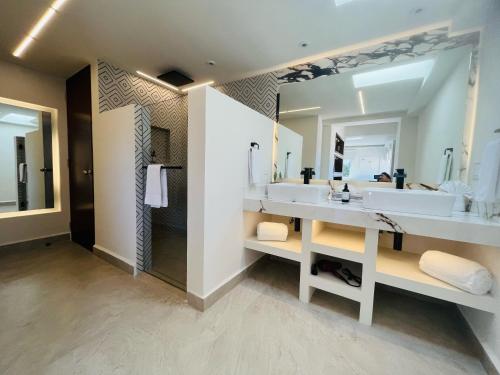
[18,163,27,183]
[476,138,500,203]
[436,149,453,185]
[145,165,168,208]
[257,222,288,242]
[419,250,493,295]
[248,148,262,185]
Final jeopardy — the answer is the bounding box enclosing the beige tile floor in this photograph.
[0,240,486,375]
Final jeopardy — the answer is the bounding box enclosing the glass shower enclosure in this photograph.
[143,95,188,289]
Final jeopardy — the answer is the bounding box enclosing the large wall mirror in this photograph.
[273,27,480,186]
[0,98,56,214]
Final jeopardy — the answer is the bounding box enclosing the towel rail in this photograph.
[142,166,183,170]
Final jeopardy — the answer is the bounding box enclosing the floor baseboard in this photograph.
[187,255,265,312]
[456,306,499,375]
[93,246,135,275]
[0,233,70,251]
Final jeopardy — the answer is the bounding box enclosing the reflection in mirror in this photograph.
[275,30,478,187]
[0,101,54,213]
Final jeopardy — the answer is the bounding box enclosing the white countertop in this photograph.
[244,196,500,248]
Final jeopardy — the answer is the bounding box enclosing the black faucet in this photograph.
[392,168,407,251]
[294,167,315,233]
[393,168,407,190]
[301,167,315,184]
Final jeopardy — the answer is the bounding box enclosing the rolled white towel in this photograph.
[419,251,493,295]
[257,222,288,242]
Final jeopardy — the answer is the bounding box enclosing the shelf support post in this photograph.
[359,228,378,325]
[299,219,313,303]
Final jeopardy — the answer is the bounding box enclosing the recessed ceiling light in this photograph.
[352,59,435,88]
[136,71,179,91]
[181,81,215,92]
[334,0,354,6]
[206,60,216,66]
[12,0,69,58]
[279,106,321,114]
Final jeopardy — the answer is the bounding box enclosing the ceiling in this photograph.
[0,103,39,127]
[0,0,472,83]
[279,45,471,121]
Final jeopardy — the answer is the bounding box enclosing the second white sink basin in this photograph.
[268,183,329,204]
[362,188,456,217]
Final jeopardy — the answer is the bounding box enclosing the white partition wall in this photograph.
[93,104,137,270]
[187,87,274,301]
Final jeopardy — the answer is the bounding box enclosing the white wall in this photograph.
[414,55,470,184]
[25,121,45,210]
[455,1,500,370]
[0,60,69,246]
[93,105,137,269]
[397,115,418,182]
[280,115,322,172]
[275,124,303,179]
[0,122,39,207]
[188,87,274,298]
[320,124,333,179]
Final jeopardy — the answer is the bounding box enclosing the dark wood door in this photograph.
[41,111,54,208]
[66,66,94,250]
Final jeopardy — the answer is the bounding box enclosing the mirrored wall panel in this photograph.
[274,27,479,186]
[0,101,54,213]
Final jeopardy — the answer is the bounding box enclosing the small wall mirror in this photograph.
[273,27,480,186]
[0,100,55,213]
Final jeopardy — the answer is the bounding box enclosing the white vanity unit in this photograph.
[243,197,499,325]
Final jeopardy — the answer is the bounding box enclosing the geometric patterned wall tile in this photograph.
[216,72,279,121]
[147,95,188,232]
[98,60,180,113]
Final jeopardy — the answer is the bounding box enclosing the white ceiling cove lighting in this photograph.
[357,90,366,115]
[136,71,179,91]
[181,81,215,92]
[352,59,435,88]
[279,106,321,114]
[12,0,69,58]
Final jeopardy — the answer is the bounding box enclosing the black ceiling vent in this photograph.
[157,70,194,87]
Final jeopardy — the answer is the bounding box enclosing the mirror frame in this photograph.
[0,96,61,218]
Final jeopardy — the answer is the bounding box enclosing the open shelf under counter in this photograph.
[376,247,497,314]
[244,231,302,262]
[309,272,363,302]
[309,222,366,263]
[308,257,363,302]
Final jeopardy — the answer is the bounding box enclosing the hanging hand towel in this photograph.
[248,147,262,185]
[160,167,168,208]
[145,165,168,208]
[436,149,453,185]
[18,163,27,183]
[476,138,500,203]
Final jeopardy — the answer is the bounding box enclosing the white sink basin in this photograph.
[362,188,456,217]
[267,183,329,204]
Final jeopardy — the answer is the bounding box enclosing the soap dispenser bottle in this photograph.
[342,183,350,203]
